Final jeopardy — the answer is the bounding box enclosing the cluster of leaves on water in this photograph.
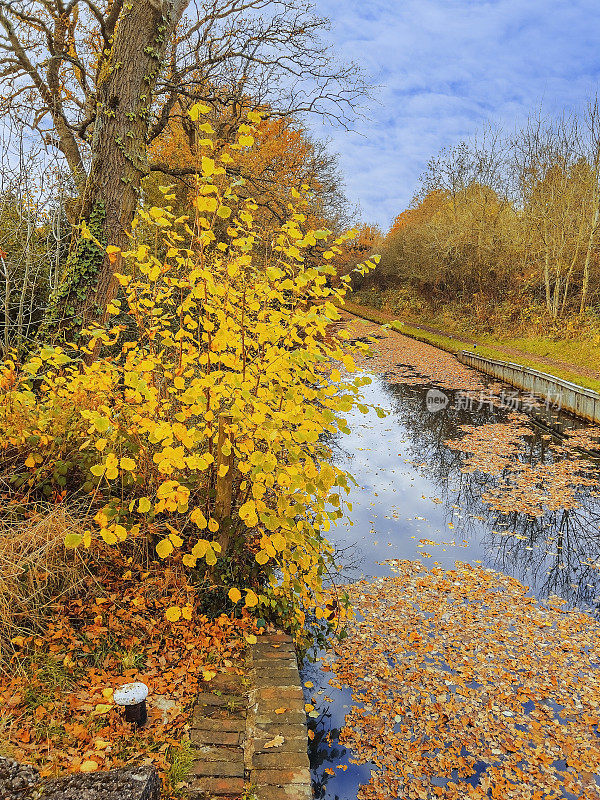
[325,560,600,800]
[339,314,486,391]
[0,107,381,642]
[445,419,600,516]
[312,313,600,798]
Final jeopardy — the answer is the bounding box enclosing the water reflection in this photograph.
[381,378,600,611]
[306,372,600,799]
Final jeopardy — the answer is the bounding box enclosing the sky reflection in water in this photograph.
[305,372,600,800]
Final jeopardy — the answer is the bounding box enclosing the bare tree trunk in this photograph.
[41,0,187,342]
[16,212,33,343]
[543,226,552,315]
[1,253,9,356]
[560,214,585,317]
[580,201,599,313]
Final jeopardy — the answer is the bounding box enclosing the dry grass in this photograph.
[0,506,90,664]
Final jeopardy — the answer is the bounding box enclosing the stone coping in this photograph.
[188,632,312,800]
[0,759,160,800]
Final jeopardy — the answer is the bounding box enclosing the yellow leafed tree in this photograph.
[0,107,379,642]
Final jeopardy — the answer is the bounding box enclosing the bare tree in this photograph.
[0,0,367,339]
[511,112,593,318]
[578,98,600,313]
[0,121,69,357]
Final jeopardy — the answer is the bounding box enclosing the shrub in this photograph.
[0,108,379,641]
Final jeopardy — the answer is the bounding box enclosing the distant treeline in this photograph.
[359,104,600,327]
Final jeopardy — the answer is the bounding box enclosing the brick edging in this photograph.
[187,633,312,800]
[247,633,312,800]
[189,672,247,798]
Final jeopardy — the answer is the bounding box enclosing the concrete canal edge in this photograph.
[189,632,311,800]
[342,303,600,428]
[457,350,600,424]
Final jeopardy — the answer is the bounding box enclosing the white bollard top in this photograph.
[113,681,149,706]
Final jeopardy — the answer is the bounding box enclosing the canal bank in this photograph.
[342,299,600,399]
[457,349,600,425]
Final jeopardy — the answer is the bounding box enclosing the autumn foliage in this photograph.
[0,107,378,642]
[0,103,383,784]
[147,107,348,236]
[0,546,251,783]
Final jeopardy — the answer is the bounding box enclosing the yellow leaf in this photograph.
[255,550,270,565]
[245,589,259,608]
[189,102,210,120]
[190,508,208,529]
[120,457,136,471]
[80,760,99,773]
[271,532,286,552]
[181,605,193,620]
[201,156,215,176]
[245,634,257,644]
[138,497,151,513]
[204,545,218,566]
[100,528,118,545]
[202,670,216,681]
[239,500,258,527]
[24,455,36,468]
[165,606,181,622]
[156,539,174,559]
[94,739,111,750]
[92,704,112,716]
[64,533,83,549]
[228,587,242,603]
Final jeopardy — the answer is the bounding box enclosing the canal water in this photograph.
[303,371,600,800]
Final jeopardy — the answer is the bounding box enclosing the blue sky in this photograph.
[310,0,600,230]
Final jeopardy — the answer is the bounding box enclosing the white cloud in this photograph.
[310,0,600,229]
